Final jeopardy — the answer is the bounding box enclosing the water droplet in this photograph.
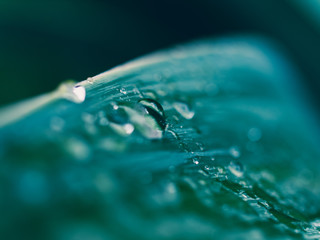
[217,167,224,174]
[248,127,262,142]
[72,85,86,103]
[105,103,135,136]
[173,101,195,119]
[86,77,94,84]
[228,161,244,177]
[138,98,165,118]
[132,99,166,139]
[120,87,127,95]
[58,81,86,103]
[196,142,205,151]
[192,156,200,165]
[105,99,166,139]
[229,146,241,158]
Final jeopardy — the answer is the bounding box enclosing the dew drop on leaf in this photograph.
[228,161,244,177]
[105,103,135,136]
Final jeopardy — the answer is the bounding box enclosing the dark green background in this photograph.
[1,0,320,109]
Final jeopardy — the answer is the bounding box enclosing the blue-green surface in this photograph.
[1,37,320,240]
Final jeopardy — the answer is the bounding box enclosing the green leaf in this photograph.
[1,36,320,240]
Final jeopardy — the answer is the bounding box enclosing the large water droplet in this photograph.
[132,98,166,139]
[228,161,244,177]
[173,101,195,119]
[58,82,86,103]
[72,85,86,103]
[138,98,165,118]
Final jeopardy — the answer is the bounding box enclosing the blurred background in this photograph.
[1,0,320,110]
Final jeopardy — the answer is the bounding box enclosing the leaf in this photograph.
[1,36,320,240]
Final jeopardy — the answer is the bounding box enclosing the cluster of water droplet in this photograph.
[103,98,167,140]
[45,75,320,239]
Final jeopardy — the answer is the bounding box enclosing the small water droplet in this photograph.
[248,127,262,142]
[196,142,205,151]
[86,77,94,84]
[132,87,140,94]
[106,103,135,136]
[120,87,127,95]
[228,161,244,177]
[217,167,224,174]
[192,156,200,165]
[123,123,134,134]
[173,101,195,119]
[229,146,241,158]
